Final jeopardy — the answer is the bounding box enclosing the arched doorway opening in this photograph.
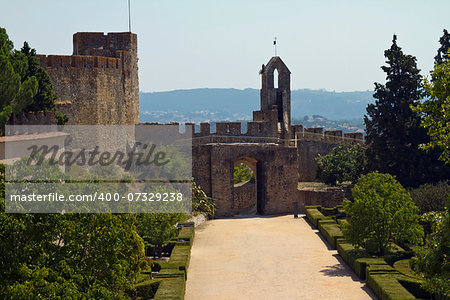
[233,156,263,215]
[273,68,279,88]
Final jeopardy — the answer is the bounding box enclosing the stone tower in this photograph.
[37,32,139,125]
[256,56,291,140]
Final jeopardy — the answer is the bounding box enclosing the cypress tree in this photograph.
[434,29,450,65]
[364,35,449,187]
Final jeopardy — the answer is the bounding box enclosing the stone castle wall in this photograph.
[37,32,139,125]
[139,120,363,216]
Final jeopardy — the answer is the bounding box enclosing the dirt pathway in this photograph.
[185,215,376,300]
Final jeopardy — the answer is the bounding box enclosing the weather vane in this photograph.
[128,0,132,32]
[273,37,277,56]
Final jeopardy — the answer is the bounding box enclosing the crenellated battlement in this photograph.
[36,31,139,125]
[291,124,364,145]
[138,120,364,146]
[36,54,121,70]
[5,111,57,135]
[73,32,137,57]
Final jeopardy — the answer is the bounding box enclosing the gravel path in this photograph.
[185,215,376,300]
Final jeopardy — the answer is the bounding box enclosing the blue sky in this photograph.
[1,0,449,92]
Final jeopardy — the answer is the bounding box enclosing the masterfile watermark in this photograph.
[4,124,193,213]
[27,142,170,170]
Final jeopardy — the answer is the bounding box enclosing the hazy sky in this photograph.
[1,0,449,92]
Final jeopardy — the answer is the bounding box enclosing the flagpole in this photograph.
[128,0,131,32]
[274,37,277,56]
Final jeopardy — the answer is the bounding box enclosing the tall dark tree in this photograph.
[0,28,38,132]
[20,42,68,124]
[364,35,449,187]
[434,29,450,65]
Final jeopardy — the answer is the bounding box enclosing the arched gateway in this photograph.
[192,57,298,216]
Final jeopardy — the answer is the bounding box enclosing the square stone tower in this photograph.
[253,56,291,141]
[37,32,139,125]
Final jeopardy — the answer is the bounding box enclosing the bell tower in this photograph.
[254,56,291,140]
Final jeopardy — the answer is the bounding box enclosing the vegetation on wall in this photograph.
[192,181,215,217]
[315,144,367,186]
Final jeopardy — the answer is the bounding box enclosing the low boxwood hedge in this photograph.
[305,208,332,228]
[336,239,371,273]
[155,268,186,279]
[393,259,419,279]
[154,277,186,300]
[397,277,431,299]
[366,265,417,300]
[134,279,160,300]
[175,225,195,247]
[318,219,344,249]
[310,205,428,299]
[354,257,387,280]
[136,223,195,299]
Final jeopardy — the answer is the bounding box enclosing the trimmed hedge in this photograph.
[366,265,417,300]
[393,259,418,279]
[169,245,192,274]
[176,225,195,247]
[155,268,185,279]
[309,205,427,299]
[135,279,160,299]
[154,277,186,300]
[397,277,431,299]
[321,207,336,216]
[318,219,344,249]
[305,208,331,228]
[336,239,371,273]
[354,257,387,280]
[304,205,322,210]
[137,223,195,300]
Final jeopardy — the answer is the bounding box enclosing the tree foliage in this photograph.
[135,213,185,258]
[434,29,450,65]
[413,205,450,298]
[0,212,146,298]
[192,181,215,217]
[0,164,147,298]
[412,52,450,164]
[343,172,423,255]
[409,181,450,214]
[364,34,450,187]
[315,144,367,186]
[0,28,38,131]
[0,27,67,130]
[233,163,254,184]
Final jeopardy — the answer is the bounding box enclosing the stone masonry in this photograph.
[35,31,364,216]
[37,32,139,125]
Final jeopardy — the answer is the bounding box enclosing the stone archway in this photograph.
[232,156,262,215]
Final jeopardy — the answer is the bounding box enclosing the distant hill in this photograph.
[139,88,375,124]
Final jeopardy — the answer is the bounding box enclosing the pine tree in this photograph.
[364,35,450,187]
[0,28,38,133]
[434,29,450,65]
[20,42,68,124]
